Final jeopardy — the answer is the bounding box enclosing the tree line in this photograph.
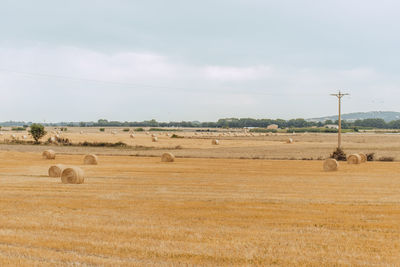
[3,117,399,129]
[71,118,400,129]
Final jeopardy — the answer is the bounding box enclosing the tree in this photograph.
[29,124,46,143]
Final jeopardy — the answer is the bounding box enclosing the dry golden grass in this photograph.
[0,151,399,265]
[4,127,400,161]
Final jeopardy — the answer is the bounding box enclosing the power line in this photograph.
[0,68,188,91]
[0,67,329,97]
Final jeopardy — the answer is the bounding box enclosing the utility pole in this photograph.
[330,91,349,149]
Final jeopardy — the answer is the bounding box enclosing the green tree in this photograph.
[29,124,46,143]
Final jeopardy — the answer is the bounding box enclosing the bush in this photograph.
[123,128,130,132]
[29,124,46,143]
[366,153,375,161]
[45,136,71,145]
[149,128,182,132]
[287,127,340,133]
[12,127,25,131]
[56,137,71,145]
[171,134,184,138]
[249,128,277,133]
[79,141,127,147]
[378,156,395,162]
[99,128,105,132]
[135,128,144,132]
[195,129,217,132]
[330,147,347,161]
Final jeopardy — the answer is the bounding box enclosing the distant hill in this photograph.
[308,111,400,122]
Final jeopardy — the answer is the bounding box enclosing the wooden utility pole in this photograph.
[330,91,349,149]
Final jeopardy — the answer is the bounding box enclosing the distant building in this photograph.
[267,124,279,130]
[325,124,339,129]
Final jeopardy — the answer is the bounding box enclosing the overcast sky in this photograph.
[0,0,399,122]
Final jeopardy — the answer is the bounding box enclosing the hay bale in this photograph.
[212,139,219,145]
[152,136,158,142]
[48,164,66,177]
[286,138,293,144]
[347,154,361,164]
[42,150,56,159]
[323,159,338,171]
[130,133,135,138]
[61,167,84,184]
[84,154,98,165]
[161,152,175,162]
[358,153,367,163]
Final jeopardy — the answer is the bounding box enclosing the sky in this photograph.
[0,0,400,122]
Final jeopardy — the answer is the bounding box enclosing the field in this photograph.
[1,128,400,265]
[2,127,400,160]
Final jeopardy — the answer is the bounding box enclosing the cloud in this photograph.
[203,65,273,81]
[0,45,399,122]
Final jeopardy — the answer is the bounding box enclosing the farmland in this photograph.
[0,128,400,265]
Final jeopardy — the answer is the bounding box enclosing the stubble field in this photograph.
[0,128,400,265]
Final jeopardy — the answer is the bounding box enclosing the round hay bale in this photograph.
[323,159,338,171]
[48,164,66,177]
[212,139,219,145]
[61,167,84,184]
[130,133,135,138]
[347,154,361,164]
[152,136,158,142]
[286,138,293,144]
[161,152,175,162]
[84,154,98,165]
[358,153,367,163]
[42,150,56,159]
